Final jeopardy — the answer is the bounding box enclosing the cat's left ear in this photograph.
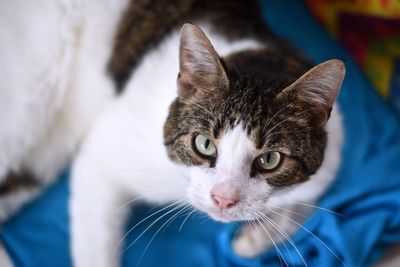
[178,23,229,98]
[280,59,345,126]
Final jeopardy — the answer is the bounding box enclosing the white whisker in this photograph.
[249,208,295,266]
[254,215,289,267]
[266,129,311,138]
[199,217,211,224]
[161,205,192,233]
[263,220,295,267]
[123,202,187,254]
[136,204,189,266]
[285,202,345,217]
[180,96,216,121]
[264,104,292,130]
[268,209,346,266]
[117,196,146,211]
[265,204,308,219]
[110,199,185,263]
[263,109,311,139]
[179,208,196,231]
[168,115,211,123]
[256,210,307,267]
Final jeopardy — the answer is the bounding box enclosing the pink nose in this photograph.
[211,194,239,210]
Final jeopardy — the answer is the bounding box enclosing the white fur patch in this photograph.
[188,124,273,222]
[215,123,256,184]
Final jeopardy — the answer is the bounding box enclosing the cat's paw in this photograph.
[232,224,269,258]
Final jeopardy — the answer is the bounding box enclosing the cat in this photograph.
[0,0,345,266]
[70,1,344,266]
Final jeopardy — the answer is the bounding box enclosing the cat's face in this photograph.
[164,24,345,222]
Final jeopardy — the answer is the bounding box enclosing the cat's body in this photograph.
[0,0,129,221]
[0,1,345,266]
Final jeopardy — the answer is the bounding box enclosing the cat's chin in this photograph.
[190,201,255,222]
[208,211,259,223]
[208,211,236,223]
[204,208,252,223]
[194,205,235,222]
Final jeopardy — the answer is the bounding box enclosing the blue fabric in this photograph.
[2,1,400,266]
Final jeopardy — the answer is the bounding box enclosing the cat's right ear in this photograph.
[178,23,228,98]
[278,59,345,126]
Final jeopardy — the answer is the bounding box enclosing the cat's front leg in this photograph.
[70,153,130,267]
[232,206,306,258]
[232,220,276,258]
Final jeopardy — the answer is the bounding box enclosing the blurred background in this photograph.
[305,0,400,116]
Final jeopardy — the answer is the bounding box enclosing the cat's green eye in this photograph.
[194,134,217,157]
[255,152,281,171]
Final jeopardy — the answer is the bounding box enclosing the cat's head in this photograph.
[164,24,345,222]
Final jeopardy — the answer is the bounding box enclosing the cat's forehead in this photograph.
[206,92,283,142]
[223,49,312,90]
[218,123,256,155]
[180,49,313,135]
[216,123,256,171]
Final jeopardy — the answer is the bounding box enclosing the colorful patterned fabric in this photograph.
[305,0,400,115]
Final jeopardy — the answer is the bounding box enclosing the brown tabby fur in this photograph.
[0,171,39,196]
[108,0,304,90]
[163,46,326,187]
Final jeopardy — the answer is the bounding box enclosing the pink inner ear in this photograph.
[310,59,345,109]
[325,77,342,109]
[288,59,345,110]
[178,23,229,99]
[178,73,196,98]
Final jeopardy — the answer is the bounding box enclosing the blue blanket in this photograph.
[2,1,400,266]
